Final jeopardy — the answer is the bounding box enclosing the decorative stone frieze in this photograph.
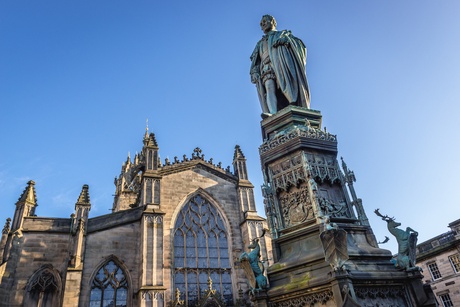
[355,286,407,306]
[268,153,307,192]
[305,153,342,184]
[259,124,337,155]
[141,290,164,301]
[271,289,334,307]
[144,215,163,224]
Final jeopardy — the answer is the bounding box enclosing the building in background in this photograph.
[0,130,271,306]
[416,219,460,307]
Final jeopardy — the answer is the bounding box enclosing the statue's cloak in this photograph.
[251,30,310,113]
[251,30,310,110]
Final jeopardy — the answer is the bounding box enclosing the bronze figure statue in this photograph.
[375,209,419,271]
[250,15,310,118]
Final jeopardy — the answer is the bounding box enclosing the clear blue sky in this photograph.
[1,1,460,254]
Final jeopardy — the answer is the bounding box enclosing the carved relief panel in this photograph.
[268,152,307,192]
[266,152,315,229]
[278,183,314,227]
[316,185,351,219]
[305,153,342,184]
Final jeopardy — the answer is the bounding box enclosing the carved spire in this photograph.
[144,118,149,139]
[341,157,357,201]
[341,157,356,184]
[76,184,91,207]
[143,122,158,148]
[11,180,38,231]
[233,145,248,180]
[70,185,91,269]
[17,180,37,207]
[233,145,245,160]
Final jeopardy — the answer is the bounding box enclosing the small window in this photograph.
[428,262,442,280]
[448,254,460,273]
[439,293,454,307]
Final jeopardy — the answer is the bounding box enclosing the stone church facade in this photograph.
[0,130,272,306]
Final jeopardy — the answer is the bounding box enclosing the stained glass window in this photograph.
[173,195,233,305]
[90,260,128,307]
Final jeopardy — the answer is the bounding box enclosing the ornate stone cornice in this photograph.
[259,124,337,155]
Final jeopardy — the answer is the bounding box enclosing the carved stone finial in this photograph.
[207,276,213,291]
[17,180,37,206]
[192,147,203,159]
[171,288,184,306]
[233,145,246,160]
[76,184,91,206]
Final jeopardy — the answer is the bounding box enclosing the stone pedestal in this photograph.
[250,290,269,307]
[259,106,435,306]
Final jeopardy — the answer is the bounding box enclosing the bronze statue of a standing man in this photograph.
[250,15,310,118]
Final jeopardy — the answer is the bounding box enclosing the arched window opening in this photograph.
[173,194,233,306]
[90,260,128,307]
[25,265,61,307]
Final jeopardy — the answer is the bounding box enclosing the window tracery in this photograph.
[173,194,233,306]
[90,260,128,307]
[25,264,62,307]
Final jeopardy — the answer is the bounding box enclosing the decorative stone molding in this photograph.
[247,221,263,228]
[259,124,337,154]
[269,153,307,192]
[144,215,163,224]
[141,290,164,301]
[271,289,334,307]
[305,153,342,184]
[355,286,405,298]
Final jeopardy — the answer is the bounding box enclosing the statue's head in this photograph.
[260,15,277,33]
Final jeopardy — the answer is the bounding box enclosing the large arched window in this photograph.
[90,260,128,307]
[173,194,233,305]
[24,264,62,307]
